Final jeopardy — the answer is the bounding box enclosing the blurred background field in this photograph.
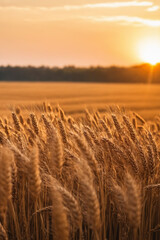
[0,82,160,120]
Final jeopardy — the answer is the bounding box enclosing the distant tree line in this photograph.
[0,64,160,83]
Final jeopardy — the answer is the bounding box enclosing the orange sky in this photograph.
[0,0,160,67]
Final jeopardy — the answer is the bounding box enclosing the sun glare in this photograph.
[139,38,160,65]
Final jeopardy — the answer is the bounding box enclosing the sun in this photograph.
[139,38,160,65]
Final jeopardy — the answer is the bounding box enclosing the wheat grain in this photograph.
[30,113,39,135]
[12,112,21,132]
[28,147,41,198]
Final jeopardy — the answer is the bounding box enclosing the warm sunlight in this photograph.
[139,38,160,65]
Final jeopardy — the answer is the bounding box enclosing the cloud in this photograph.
[1,1,159,27]
[24,15,160,27]
[82,1,153,9]
[85,16,160,27]
[147,5,159,11]
[39,1,153,11]
[0,1,153,12]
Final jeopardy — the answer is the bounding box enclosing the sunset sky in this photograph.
[0,0,160,67]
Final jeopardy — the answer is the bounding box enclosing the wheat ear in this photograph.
[28,147,41,198]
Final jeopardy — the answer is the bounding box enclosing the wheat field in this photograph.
[0,83,160,240]
[1,82,160,119]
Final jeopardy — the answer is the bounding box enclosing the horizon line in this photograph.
[0,63,159,68]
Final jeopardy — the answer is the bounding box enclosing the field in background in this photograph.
[0,82,160,120]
